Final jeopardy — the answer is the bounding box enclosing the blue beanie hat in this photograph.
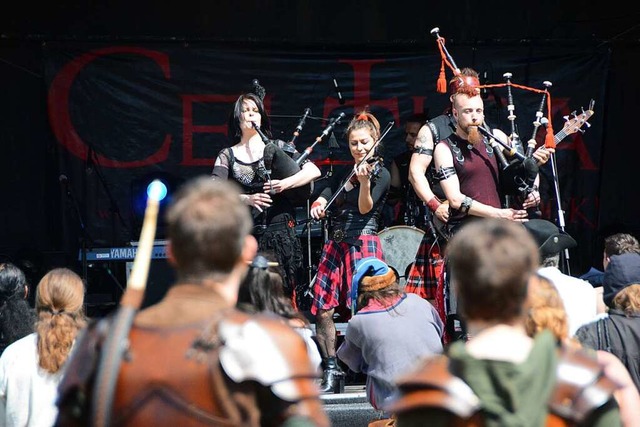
[350,257,396,314]
[603,252,640,308]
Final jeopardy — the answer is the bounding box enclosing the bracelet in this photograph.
[426,197,442,212]
[531,185,539,192]
[460,196,473,215]
[311,201,323,210]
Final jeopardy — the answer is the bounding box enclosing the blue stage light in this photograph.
[147,179,168,201]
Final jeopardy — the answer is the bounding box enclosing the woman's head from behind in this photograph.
[35,268,86,373]
[237,253,302,322]
[524,273,568,341]
[0,262,34,354]
[0,262,27,303]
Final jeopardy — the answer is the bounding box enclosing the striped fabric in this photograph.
[311,235,383,321]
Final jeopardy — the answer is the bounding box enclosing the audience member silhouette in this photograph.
[238,252,322,371]
[337,256,443,417]
[388,218,621,426]
[0,267,86,427]
[0,262,35,356]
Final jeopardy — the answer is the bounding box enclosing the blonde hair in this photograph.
[524,273,569,341]
[611,284,640,315]
[35,268,86,373]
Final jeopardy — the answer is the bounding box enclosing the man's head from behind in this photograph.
[166,176,255,282]
[523,219,577,266]
[603,233,640,269]
[447,219,539,322]
[602,252,640,309]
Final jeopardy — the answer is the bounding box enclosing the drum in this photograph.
[378,225,425,289]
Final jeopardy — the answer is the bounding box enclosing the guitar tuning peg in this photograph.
[584,122,591,128]
[578,129,585,133]
[563,115,569,121]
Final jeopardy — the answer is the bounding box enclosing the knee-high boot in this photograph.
[319,356,345,394]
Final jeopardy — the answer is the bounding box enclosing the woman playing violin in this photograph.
[309,110,391,393]
[212,92,321,308]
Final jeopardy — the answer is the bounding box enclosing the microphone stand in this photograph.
[305,199,313,289]
[296,112,346,166]
[85,147,128,294]
[65,176,91,283]
[548,152,570,275]
[86,148,129,241]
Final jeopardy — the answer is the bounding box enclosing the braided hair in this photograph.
[35,268,86,374]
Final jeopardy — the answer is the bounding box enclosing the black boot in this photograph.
[319,357,345,394]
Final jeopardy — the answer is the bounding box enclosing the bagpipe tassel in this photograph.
[436,61,447,94]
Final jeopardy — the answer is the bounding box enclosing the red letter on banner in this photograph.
[323,59,400,126]
[48,47,172,168]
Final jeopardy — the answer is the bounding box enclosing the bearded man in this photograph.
[433,89,532,235]
[432,88,533,341]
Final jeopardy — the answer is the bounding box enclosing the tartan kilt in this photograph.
[405,233,445,301]
[311,234,383,321]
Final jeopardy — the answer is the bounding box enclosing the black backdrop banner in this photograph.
[43,43,608,274]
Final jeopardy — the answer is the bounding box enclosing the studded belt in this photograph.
[331,228,377,244]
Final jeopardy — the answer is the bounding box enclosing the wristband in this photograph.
[311,201,323,210]
[460,196,473,215]
[426,197,442,213]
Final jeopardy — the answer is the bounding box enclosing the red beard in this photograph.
[467,125,484,146]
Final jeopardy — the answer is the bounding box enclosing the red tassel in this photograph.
[436,61,447,94]
[544,126,555,149]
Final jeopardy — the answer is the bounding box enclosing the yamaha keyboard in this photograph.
[80,244,168,261]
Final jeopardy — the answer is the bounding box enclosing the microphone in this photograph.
[289,108,311,146]
[296,108,311,132]
[332,78,345,105]
[321,112,346,138]
[481,70,488,99]
[295,112,346,166]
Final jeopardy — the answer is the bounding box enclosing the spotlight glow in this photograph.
[147,180,167,201]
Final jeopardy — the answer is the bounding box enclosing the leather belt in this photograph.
[331,228,377,244]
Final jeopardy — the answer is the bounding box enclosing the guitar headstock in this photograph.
[545,99,595,148]
[562,99,595,136]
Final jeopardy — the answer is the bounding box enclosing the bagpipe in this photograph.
[431,27,557,205]
[251,79,345,207]
[252,122,312,207]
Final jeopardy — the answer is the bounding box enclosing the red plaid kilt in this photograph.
[405,233,446,325]
[311,234,383,321]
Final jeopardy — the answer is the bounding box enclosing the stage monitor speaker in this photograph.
[126,259,175,309]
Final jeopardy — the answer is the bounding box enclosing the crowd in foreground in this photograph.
[0,177,638,426]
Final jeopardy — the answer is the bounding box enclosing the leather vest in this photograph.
[55,309,327,427]
[388,344,618,426]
